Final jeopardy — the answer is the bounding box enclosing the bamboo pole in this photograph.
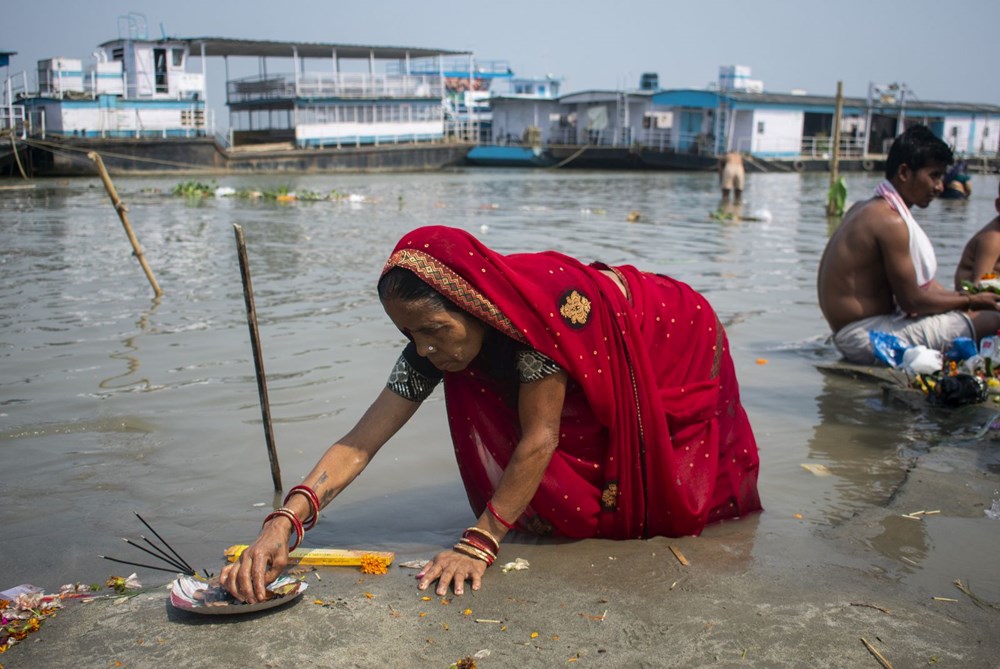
[87,151,162,297]
[233,224,282,492]
[827,81,845,216]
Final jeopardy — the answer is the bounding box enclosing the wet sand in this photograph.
[8,434,1000,668]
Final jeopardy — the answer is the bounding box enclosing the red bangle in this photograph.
[263,507,303,551]
[462,532,497,557]
[463,527,501,554]
[486,500,516,530]
[284,485,321,531]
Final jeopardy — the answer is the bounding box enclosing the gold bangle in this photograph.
[465,526,501,551]
[453,542,493,564]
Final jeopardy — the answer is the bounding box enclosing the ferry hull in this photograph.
[2,137,471,177]
[465,145,555,167]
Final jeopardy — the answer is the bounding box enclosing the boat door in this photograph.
[153,48,168,94]
[678,109,703,151]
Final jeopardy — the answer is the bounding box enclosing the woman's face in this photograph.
[382,297,487,372]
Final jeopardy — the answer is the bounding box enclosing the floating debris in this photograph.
[800,463,832,477]
[399,560,430,570]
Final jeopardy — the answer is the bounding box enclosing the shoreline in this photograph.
[6,447,1000,668]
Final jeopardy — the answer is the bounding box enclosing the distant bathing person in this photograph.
[719,151,745,204]
[221,225,762,602]
[817,125,1000,364]
[942,159,972,200]
[954,179,1000,289]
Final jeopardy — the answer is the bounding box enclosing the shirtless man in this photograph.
[817,125,1000,364]
[719,152,745,204]
[954,179,1000,289]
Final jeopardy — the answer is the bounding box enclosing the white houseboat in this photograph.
[467,65,1000,171]
[0,13,473,176]
[6,14,212,143]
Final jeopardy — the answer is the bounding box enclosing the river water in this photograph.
[2,168,998,599]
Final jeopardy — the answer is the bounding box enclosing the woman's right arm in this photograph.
[220,387,421,603]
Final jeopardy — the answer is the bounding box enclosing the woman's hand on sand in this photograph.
[417,549,487,596]
[219,523,290,604]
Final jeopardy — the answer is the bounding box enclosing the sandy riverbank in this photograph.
[6,446,999,669]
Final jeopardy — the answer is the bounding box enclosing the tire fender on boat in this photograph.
[861,159,875,172]
[791,160,805,172]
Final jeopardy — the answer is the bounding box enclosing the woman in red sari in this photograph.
[221,225,761,602]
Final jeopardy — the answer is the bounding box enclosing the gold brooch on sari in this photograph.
[559,289,591,328]
[601,482,619,511]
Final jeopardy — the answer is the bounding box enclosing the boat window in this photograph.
[172,50,184,68]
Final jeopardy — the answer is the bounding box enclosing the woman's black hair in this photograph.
[884,124,954,179]
[377,266,460,312]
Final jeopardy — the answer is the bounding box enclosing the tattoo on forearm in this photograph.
[317,471,329,485]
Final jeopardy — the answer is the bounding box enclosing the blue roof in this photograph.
[651,88,1000,117]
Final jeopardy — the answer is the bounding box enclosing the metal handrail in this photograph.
[227,73,444,104]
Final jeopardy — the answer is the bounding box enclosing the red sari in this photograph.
[383,226,761,539]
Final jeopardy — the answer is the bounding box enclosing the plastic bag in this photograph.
[869,331,908,368]
[946,337,977,362]
[902,345,943,375]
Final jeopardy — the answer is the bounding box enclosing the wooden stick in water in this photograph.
[87,151,162,298]
[233,224,282,492]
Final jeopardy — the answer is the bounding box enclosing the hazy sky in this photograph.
[3,0,998,106]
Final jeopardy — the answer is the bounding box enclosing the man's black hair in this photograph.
[377,266,460,312]
[884,124,954,180]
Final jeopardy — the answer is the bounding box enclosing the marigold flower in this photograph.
[359,554,389,575]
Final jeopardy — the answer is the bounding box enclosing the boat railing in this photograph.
[445,118,482,143]
[0,104,27,138]
[3,71,31,107]
[389,57,511,78]
[799,135,866,159]
[21,105,215,140]
[227,73,444,104]
[636,128,674,152]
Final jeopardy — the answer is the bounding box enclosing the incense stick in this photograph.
[139,535,191,572]
[133,512,196,573]
[99,555,184,575]
[122,538,192,575]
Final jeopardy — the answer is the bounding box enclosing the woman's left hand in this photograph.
[417,549,487,595]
